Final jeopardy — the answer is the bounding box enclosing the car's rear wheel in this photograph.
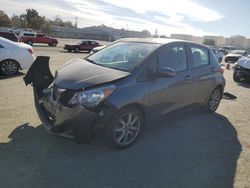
[27,40,33,46]
[0,60,19,75]
[74,48,80,53]
[233,71,241,83]
[106,107,144,149]
[206,87,222,113]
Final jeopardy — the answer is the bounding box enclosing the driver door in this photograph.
[148,43,193,119]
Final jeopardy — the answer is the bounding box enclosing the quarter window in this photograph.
[191,46,209,68]
[159,44,187,72]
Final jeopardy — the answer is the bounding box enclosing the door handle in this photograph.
[211,67,217,72]
[184,75,192,82]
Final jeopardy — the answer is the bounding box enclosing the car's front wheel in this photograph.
[0,60,19,75]
[206,87,222,112]
[106,107,144,149]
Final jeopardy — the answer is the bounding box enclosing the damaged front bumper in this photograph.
[24,56,115,143]
[233,65,250,79]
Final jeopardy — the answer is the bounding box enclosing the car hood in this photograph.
[54,59,130,90]
[236,57,250,69]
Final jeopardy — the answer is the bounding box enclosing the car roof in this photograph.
[116,38,205,47]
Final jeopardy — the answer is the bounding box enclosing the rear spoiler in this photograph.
[24,56,54,89]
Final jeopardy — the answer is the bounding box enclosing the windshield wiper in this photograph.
[85,58,97,64]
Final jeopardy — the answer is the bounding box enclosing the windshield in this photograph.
[231,50,245,55]
[86,42,160,72]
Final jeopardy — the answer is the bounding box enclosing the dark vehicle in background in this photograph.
[0,32,19,42]
[64,40,101,53]
[19,31,58,46]
[24,38,225,149]
[225,50,248,63]
[219,46,237,55]
[233,56,250,82]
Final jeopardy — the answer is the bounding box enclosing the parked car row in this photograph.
[0,31,58,46]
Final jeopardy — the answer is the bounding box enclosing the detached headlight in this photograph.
[69,85,116,107]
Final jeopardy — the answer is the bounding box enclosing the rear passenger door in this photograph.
[188,44,214,104]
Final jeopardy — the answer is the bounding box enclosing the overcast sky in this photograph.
[1,0,250,37]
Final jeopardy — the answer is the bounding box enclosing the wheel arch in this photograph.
[118,103,146,123]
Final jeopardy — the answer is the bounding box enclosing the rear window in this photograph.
[190,46,209,68]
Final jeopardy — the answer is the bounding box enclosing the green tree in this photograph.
[0,11,11,26]
[203,39,216,46]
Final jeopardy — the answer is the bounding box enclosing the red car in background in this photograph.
[64,39,101,53]
[19,31,58,47]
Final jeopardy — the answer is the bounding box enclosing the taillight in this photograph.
[27,48,33,54]
[219,66,224,74]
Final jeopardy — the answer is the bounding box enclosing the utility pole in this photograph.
[75,17,78,28]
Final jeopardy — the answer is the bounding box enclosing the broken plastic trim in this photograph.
[24,56,54,97]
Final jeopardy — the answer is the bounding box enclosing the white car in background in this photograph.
[0,37,35,75]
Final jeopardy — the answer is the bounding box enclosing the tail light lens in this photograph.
[27,48,33,54]
[220,66,224,74]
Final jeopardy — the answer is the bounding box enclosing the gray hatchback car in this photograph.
[24,38,225,149]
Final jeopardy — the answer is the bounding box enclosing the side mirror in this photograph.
[157,67,176,77]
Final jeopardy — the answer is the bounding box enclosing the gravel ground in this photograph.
[0,38,249,188]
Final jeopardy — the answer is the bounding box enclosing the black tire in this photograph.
[51,42,57,47]
[206,87,222,113]
[74,48,80,53]
[67,49,72,52]
[0,60,19,75]
[106,107,144,149]
[233,71,241,83]
[27,40,33,46]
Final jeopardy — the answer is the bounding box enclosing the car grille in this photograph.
[241,67,250,74]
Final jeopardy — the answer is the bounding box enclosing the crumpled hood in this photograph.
[54,59,130,90]
[236,57,250,69]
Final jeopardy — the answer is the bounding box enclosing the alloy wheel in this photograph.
[0,60,19,75]
[209,89,221,112]
[113,112,141,146]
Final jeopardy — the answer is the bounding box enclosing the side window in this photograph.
[82,41,89,45]
[0,44,4,48]
[24,33,35,37]
[190,46,209,68]
[159,44,187,72]
[90,41,97,45]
